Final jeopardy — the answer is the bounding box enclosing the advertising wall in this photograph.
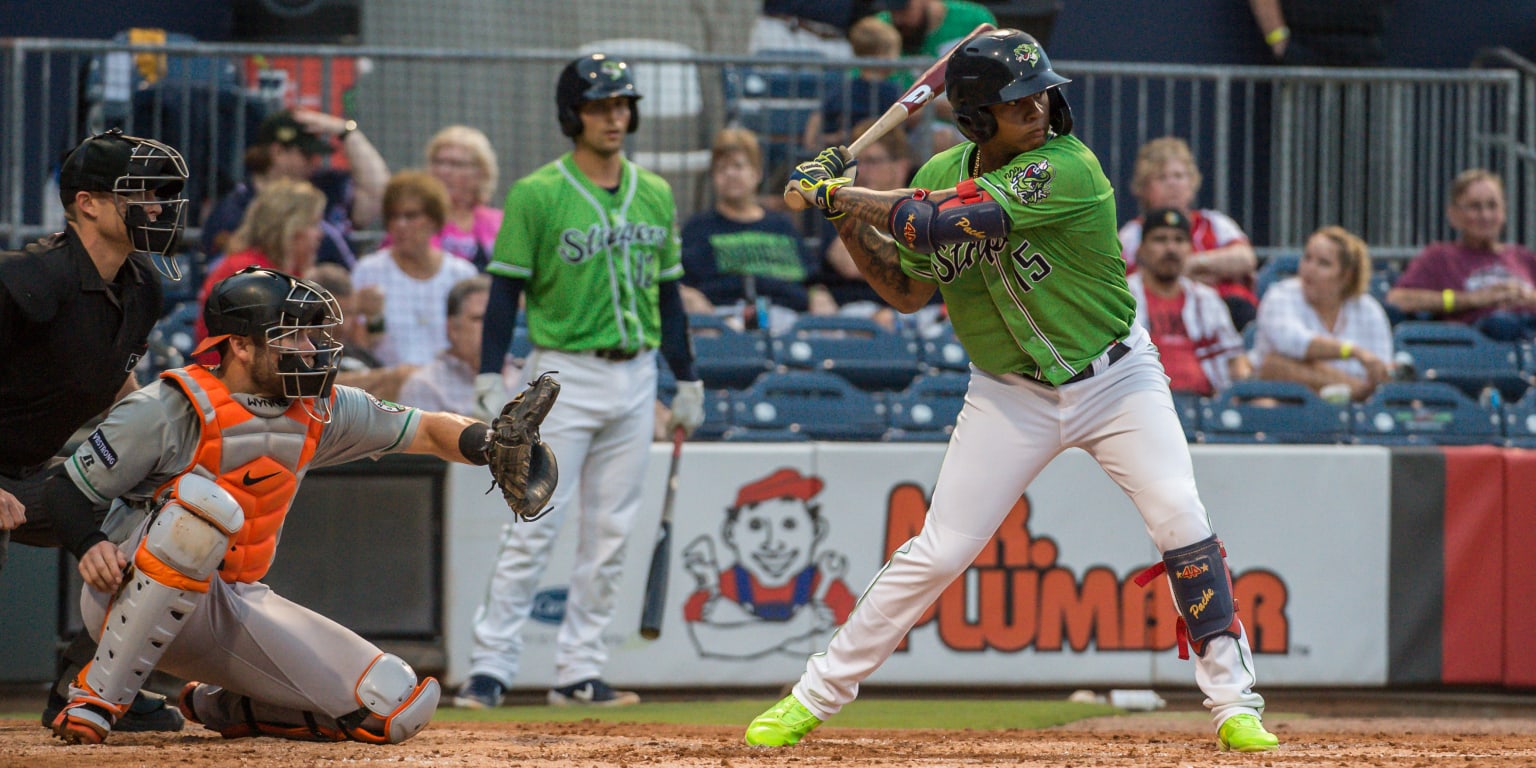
[443,444,1395,689]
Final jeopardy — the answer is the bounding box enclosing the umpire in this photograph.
[0,129,190,731]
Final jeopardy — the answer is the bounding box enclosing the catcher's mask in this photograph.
[556,53,643,139]
[192,266,345,423]
[946,29,1072,144]
[58,128,190,281]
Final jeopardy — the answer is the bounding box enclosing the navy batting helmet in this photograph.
[946,29,1072,144]
[192,266,344,420]
[556,54,643,138]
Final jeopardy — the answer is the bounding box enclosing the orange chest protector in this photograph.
[160,366,323,583]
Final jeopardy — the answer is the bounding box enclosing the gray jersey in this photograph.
[65,380,422,510]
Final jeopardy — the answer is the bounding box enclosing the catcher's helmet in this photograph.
[192,266,345,422]
[58,128,191,280]
[946,29,1072,144]
[556,53,643,138]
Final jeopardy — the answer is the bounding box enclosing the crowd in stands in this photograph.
[126,9,1536,445]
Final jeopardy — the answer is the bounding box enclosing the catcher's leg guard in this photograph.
[58,475,241,743]
[1134,534,1241,659]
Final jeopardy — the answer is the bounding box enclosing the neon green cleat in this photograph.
[744,694,823,746]
[1217,713,1279,752]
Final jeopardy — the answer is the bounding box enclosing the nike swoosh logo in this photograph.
[242,470,281,486]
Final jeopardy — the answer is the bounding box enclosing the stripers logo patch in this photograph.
[1013,43,1040,66]
[1006,160,1054,205]
[87,429,119,468]
[367,392,410,413]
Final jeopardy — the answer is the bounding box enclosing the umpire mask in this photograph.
[60,130,191,280]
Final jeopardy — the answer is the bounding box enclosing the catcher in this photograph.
[42,266,558,745]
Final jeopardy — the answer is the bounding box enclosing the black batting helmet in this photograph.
[946,29,1072,144]
[556,53,643,138]
[192,266,345,421]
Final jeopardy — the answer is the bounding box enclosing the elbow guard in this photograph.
[889,180,1011,254]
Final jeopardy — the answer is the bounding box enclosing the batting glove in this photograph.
[473,371,509,423]
[667,379,706,438]
[790,165,852,220]
[813,145,857,178]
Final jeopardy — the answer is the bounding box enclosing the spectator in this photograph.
[880,0,998,57]
[1386,168,1536,341]
[305,264,419,403]
[1128,208,1252,396]
[1248,0,1391,66]
[751,0,885,58]
[201,108,389,269]
[424,125,504,270]
[1120,137,1260,330]
[352,171,479,366]
[801,17,903,151]
[681,128,819,334]
[809,118,946,335]
[1250,226,1392,401]
[398,275,491,416]
[194,178,326,348]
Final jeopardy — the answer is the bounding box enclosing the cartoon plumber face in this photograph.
[723,468,828,586]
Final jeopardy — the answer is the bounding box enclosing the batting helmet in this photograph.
[192,266,345,421]
[556,53,643,138]
[946,29,1072,144]
[58,128,190,280]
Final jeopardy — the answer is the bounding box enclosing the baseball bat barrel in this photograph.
[782,22,994,211]
[638,427,686,639]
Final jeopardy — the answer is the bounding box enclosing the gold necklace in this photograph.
[970,148,982,178]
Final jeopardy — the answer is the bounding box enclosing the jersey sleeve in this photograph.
[1202,209,1250,246]
[488,178,539,280]
[310,386,424,467]
[64,385,194,506]
[974,146,1099,232]
[656,185,684,283]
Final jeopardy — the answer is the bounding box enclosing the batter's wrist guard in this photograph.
[890,182,1010,254]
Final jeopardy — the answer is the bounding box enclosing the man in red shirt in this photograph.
[1127,209,1252,396]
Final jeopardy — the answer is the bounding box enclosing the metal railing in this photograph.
[2,38,1527,265]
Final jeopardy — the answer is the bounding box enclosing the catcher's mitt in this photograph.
[487,372,560,521]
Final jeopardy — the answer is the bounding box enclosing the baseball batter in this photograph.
[44,267,545,745]
[457,53,704,709]
[751,29,1278,753]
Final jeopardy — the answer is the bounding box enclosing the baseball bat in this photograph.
[782,22,996,211]
[639,426,686,640]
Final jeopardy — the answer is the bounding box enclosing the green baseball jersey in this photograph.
[878,0,997,57]
[488,153,682,352]
[898,133,1135,384]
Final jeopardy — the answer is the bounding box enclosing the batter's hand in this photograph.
[790,153,853,220]
[809,145,857,179]
[474,372,509,423]
[0,488,24,530]
[79,540,128,594]
[667,380,705,437]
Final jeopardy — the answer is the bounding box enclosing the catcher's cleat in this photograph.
[547,678,640,707]
[43,687,183,733]
[51,702,114,745]
[1217,713,1279,752]
[452,674,505,710]
[745,694,822,747]
[177,681,205,726]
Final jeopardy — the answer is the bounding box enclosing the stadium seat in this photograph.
[657,363,732,442]
[1170,391,1203,442]
[1199,380,1350,444]
[1351,381,1501,446]
[688,313,775,390]
[773,315,924,391]
[1501,388,1536,448]
[727,370,886,441]
[920,323,971,374]
[1392,321,1527,401]
[725,50,836,184]
[885,371,970,442]
[1254,252,1300,300]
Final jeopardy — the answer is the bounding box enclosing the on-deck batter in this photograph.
[456,53,704,710]
[749,29,1279,753]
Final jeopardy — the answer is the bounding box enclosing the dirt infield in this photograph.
[6,705,1536,768]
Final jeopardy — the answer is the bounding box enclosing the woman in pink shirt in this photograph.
[424,125,503,271]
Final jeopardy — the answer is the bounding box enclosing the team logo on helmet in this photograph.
[1006,160,1054,206]
[601,60,626,80]
[1013,43,1040,66]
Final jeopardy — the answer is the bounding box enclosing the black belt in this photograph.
[1054,341,1131,387]
[590,347,642,362]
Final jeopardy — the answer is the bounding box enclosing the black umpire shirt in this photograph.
[0,228,162,473]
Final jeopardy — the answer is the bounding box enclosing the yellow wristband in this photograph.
[1339,342,1353,360]
[1443,289,1456,313]
[1264,26,1290,46]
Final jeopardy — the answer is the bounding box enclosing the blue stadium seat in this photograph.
[1393,321,1527,401]
[1199,380,1350,444]
[727,370,886,441]
[688,313,775,390]
[774,315,924,391]
[1501,388,1536,447]
[657,363,732,442]
[1254,252,1300,300]
[884,371,970,442]
[920,323,971,374]
[1170,391,1204,442]
[725,50,837,183]
[1351,381,1501,446]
